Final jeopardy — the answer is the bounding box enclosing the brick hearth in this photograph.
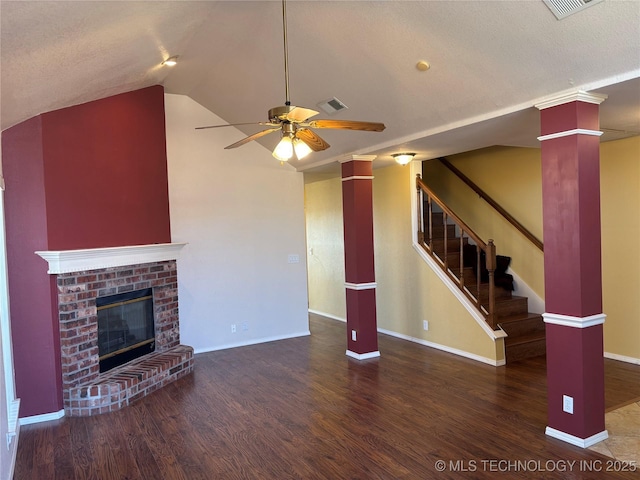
[56,259,193,416]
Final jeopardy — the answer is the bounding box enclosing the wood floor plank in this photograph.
[14,314,640,479]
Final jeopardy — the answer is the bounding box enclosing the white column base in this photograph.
[545,426,608,448]
[346,350,380,360]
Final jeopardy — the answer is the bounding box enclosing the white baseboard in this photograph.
[308,309,345,322]
[346,350,380,360]
[193,330,311,355]
[20,408,65,425]
[546,426,609,448]
[604,352,640,365]
[308,311,504,366]
[378,327,505,366]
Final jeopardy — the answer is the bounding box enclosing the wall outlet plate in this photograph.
[423,320,429,331]
[563,395,574,414]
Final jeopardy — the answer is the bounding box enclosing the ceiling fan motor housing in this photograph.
[268,105,296,122]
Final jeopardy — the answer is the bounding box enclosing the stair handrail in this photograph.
[438,157,544,252]
[416,174,498,329]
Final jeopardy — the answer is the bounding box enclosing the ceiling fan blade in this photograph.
[286,107,319,123]
[306,119,386,132]
[296,128,330,152]
[225,127,281,149]
[196,122,278,130]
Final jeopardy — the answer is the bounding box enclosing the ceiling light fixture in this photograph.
[273,134,293,162]
[416,60,430,72]
[162,56,179,67]
[392,153,416,165]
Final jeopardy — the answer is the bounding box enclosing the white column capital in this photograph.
[535,90,608,110]
[339,155,376,163]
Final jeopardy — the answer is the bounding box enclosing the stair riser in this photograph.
[500,317,545,337]
[505,339,546,363]
[494,298,529,318]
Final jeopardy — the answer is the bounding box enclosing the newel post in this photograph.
[486,239,497,329]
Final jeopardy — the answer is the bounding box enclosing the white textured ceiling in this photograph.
[2,1,639,173]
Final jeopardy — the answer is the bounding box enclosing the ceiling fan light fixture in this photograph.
[273,135,294,161]
[393,152,416,166]
[293,138,312,160]
[162,56,179,67]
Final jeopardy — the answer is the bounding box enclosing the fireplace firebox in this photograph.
[97,288,155,372]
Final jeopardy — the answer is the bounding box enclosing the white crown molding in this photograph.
[537,128,603,142]
[543,312,606,328]
[35,242,188,274]
[535,91,608,110]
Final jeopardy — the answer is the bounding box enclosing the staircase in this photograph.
[421,199,546,363]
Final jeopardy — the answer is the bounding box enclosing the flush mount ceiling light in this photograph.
[162,56,179,67]
[416,60,430,72]
[392,153,416,165]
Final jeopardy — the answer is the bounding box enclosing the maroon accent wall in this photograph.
[546,324,605,438]
[1,86,171,417]
[540,101,600,136]
[539,97,606,443]
[341,179,375,282]
[341,159,378,356]
[41,85,171,249]
[2,117,63,416]
[345,289,378,354]
[541,134,603,316]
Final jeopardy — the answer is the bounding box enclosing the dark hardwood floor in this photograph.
[15,314,640,479]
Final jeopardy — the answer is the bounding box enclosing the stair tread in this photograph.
[498,312,543,325]
[505,331,546,346]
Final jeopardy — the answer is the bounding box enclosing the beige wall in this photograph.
[305,164,503,364]
[425,137,640,361]
[422,147,545,299]
[600,137,640,361]
[304,176,346,320]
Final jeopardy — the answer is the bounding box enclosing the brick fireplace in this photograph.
[36,243,193,416]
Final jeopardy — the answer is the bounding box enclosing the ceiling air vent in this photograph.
[317,97,348,115]
[543,0,604,20]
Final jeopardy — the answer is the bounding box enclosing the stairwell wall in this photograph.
[305,164,503,364]
[423,138,640,363]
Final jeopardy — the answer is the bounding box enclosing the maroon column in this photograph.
[340,155,379,359]
[536,92,608,447]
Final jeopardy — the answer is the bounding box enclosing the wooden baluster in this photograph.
[459,233,465,288]
[416,175,424,245]
[427,197,433,249]
[485,239,497,329]
[443,212,448,270]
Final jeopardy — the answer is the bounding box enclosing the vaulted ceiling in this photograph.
[2,1,639,172]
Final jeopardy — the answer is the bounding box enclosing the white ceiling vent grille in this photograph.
[543,0,604,20]
[317,97,348,115]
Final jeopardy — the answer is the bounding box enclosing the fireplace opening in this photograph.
[97,288,155,373]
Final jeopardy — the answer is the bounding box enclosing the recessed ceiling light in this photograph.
[416,60,430,72]
[162,56,179,67]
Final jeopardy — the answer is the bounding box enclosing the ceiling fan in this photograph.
[196,0,386,162]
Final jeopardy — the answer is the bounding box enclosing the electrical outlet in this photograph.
[351,330,357,341]
[288,254,300,264]
[423,320,429,331]
[563,395,574,414]
[241,322,248,331]
[231,324,237,333]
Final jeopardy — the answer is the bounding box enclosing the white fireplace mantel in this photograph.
[35,242,187,274]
